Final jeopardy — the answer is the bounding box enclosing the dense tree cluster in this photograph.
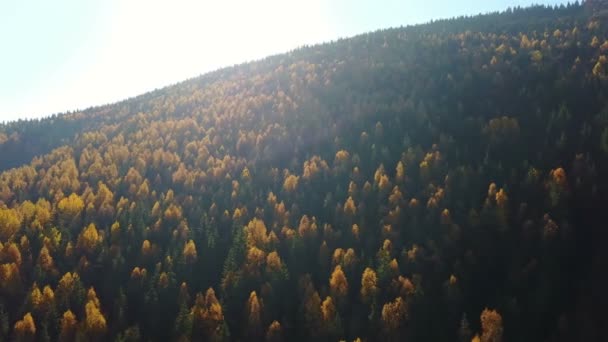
[0,2,607,341]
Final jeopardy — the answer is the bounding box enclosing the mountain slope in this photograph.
[0,3,607,341]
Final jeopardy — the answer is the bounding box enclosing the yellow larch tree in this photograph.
[59,310,78,342]
[329,265,349,306]
[360,267,378,303]
[246,291,263,338]
[183,239,198,264]
[480,308,503,342]
[84,287,107,339]
[265,320,283,342]
[76,223,101,255]
[381,297,407,337]
[13,312,36,342]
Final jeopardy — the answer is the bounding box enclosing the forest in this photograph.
[1,1,608,341]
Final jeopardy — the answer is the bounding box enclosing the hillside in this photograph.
[0,2,607,341]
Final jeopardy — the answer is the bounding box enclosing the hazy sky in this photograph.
[0,0,570,122]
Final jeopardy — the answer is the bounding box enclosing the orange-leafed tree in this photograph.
[56,272,84,311]
[343,196,357,217]
[183,240,198,264]
[320,296,342,338]
[84,287,107,339]
[56,193,84,228]
[59,310,78,342]
[329,265,349,307]
[479,308,503,342]
[245,218,269,249]
[246,291,263,339]
[298,215,317,240]
[395,161,406,183]
[381,297,407,340]
[37,245,58,277]
[0,208,22,241]
[191,287,225,340]
[13,312,36,342]
[265,320,283,342]
[361,267,378,304]
[244,246,266,279]
[283,174,299,193]
[0,262,21,295]
[4,242,22,266]
[76,223,101,255]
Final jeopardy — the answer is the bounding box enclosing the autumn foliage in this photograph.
[0,3,603,341]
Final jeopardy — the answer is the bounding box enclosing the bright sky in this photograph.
[0,0,570,122]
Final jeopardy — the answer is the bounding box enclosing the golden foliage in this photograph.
[360,267,378,303]
[378,174,391,192]
[389,258,399,277]
[183,239,198,264]
[265,320,283,342]
[480,308,503,342]
[543,215,559,240]
[57,272,80,302]
[0,208,22,241]
[591,36,600,48]
[141,240,153,258]
[441,208,451,225]
[335,150,350,163]
[246,291,263,337]
[245,246,266,278]
[520,34,533,48]
[59,310,78,342]
[76,223,101,254]
[550,167,567,187]
[283,174,299,193]
[241,167,252,182]
[38,245,55,273]
[14,312,36,341]
[110,221,120,244]
[87,287,101,308]
[298,215,317,239]
[495,189,508,208]
[343,248,357,271]
[57,193,84,220]
[5,242,22,266]
[303,156,329,180]
[164,203,183,222]
[42,285,55,307]
[85,299,107,337]
[245,218,269,248]
[130,267,147,280]
[406,244,419,262]
[395,161,406,183]
[391,276,415,298]
[343,196,356,217]
[30,283,43,309]
[265,251,283,274]
[332,248,345,268]
[530,50,543,63]
[381,297,407,332]
[151,202,162,218]
[0,262,21,294]
[321,296,337,325]
[191,287,224,338]
[329,265,348,301]
[158,272,170,289]
[351,224,360,240]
